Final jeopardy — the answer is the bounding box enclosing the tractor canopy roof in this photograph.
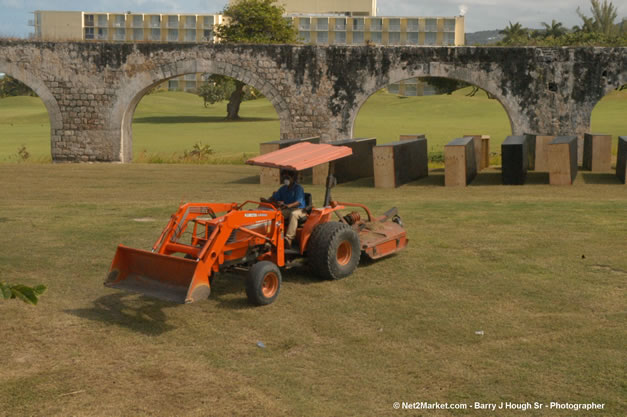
[246,142,353,171]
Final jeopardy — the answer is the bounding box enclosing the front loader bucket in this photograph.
[105,245,211,304]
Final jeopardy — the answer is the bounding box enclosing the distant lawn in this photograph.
[131,91,280,161]
[0,88,625,162]
[0,95,52,162]
[355,87,512,153]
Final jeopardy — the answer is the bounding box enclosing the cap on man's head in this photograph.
[281,169,297,179]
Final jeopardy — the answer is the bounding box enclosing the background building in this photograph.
[30,5,465,95]
[274,0,376,16]
[31,11,222,43]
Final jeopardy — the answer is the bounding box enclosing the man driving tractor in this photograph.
[262,170,307,248]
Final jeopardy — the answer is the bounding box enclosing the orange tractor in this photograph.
[105,143,408,306]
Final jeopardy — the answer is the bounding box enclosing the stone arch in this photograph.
[345,64,518,139]
[110,58,292,162]
[579,69,627,132]
[0,60,63,157]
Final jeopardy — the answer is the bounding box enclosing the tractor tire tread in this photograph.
[246,261,281,306]
[308,222,360,280]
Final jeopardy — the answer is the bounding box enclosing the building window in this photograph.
[185,81,197,91]
[202,29,213,41]
[370,31,382,44]
[388,18,400,32]
[443,19,456,32]
[388,84,399,94]
[132,15,143,28]
[113,15,125,28]
[97,28,108,40]
[299,31,310,43]
[168,80,179,90]
[425,19,437,32]
[370,18,382,31]
[352,31,364,44]
[203,16,214,27]
[389,32,400,45]
[185,16,196,28]
[353,18,364,31]
[168,16,178,28]
[317,31,328,44]
[114,28,125,41]
[334,31,346,44]
[424,83,437,95]
[133,28,144,41]
[97,15,107,27]
[84,27,94,39]
[316,18,328,31]
[168,29,178,41]
[150,16,161,28]
[443,32,455,45]
[335,18,346,31]
[405,84,418,96]
[185,29,196,41]
[407,19,419,32]
[84,14,94,27]
[407,32,419,45]
[151,29,161,41]
[299,18,310,30]
[425,32,436,45]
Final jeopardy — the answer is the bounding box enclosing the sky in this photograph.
[0,0,625,38]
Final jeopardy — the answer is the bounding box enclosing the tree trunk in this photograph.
[226,80,245,120]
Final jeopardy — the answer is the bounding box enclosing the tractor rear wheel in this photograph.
[246,261,282,306]
[308,222,360,280]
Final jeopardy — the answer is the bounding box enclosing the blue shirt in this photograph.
[272,184,306,209]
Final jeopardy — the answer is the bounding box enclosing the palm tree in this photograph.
[577,0,619,35]
[500,21,529,43]
[541,20,567,38]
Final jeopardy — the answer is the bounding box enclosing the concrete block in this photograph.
[617,136,627,184]
[548,136,578,185]
[583,133,612,172]
[399,134,426,142]
[313,138,376,185]
[445,137,477,187]
[258,136,320,185]
[501,136,528,185]
[374,138,428,188]
[526,134,555,171]
[464,134,490,170]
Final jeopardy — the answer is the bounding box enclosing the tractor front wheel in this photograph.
[246,261,282,306]
[308,222,360,280]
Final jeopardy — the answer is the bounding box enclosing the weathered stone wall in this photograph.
[0,40,624,162]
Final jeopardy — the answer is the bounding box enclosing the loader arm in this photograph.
[106,204,286,304]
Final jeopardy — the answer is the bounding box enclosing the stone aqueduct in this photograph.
[0,40,625,162]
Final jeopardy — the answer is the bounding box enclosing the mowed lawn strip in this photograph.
[0,163,625,416]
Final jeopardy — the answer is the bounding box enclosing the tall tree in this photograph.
[541,20,567,38]
[213,0,298,120]
[577,0,619,35]
[0,75,35,98]
[500,22,529,43]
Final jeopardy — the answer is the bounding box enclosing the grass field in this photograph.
[0,164,626,416]
[1,88,625,162]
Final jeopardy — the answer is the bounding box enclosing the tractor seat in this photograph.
[298,193,313,227]
[304,193,313,213]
